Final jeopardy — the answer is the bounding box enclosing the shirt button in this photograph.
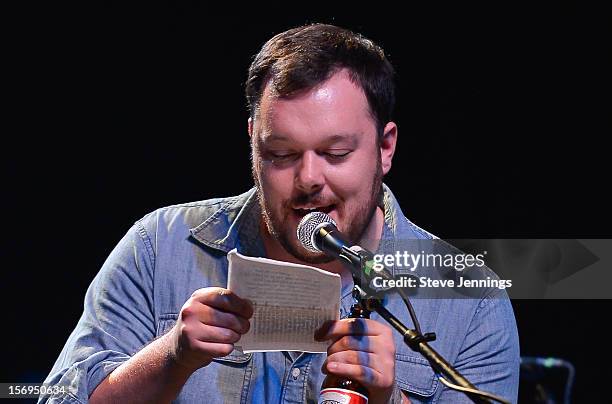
[291,368,301,379]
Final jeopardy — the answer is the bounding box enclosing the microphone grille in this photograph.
[296,211,337,252]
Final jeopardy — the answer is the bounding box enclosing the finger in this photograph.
[324,361,384,388]
[190,339,236,358]
[191,288,254,318]
[316,318,387,341]
[194,304,251,334]
[185,323,242,345]
[326,335,377,355]
[325,350,377,369]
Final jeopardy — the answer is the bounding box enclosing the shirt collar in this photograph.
[189,184,420,254]
[189,188,261,254]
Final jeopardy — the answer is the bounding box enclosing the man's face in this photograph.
[250,69,395,263]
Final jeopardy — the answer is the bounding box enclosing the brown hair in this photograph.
[245,24,396,137]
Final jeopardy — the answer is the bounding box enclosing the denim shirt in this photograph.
[40,185,519,403]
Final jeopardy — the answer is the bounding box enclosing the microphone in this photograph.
[296,211,393,286]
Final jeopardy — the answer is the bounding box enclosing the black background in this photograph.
[2,2,610,402]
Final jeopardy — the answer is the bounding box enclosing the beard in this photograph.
[252,155,383,264]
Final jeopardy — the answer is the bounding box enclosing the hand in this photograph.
[168,287,253,371]
[316,318,396,404]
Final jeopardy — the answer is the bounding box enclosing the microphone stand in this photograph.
[307,218,510,403]
[341,250,508,404]
[352,284,494,404]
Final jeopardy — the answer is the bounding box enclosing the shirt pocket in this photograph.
[156,313,253,404]
[395,353,439,399]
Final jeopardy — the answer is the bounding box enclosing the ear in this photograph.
[380,122,398,175]
[248,117,253,138]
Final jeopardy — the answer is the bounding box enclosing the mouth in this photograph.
[291,204,336,219]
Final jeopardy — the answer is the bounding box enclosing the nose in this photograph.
[295,151,324,193]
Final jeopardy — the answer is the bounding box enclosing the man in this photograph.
[40,24,519,403]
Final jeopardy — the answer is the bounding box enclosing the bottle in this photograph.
[318,300,370,404]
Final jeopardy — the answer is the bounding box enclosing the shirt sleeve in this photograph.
[435,289,520,403]
[38,220,156,404]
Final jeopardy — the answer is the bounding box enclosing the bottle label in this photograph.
[319,387,368,404]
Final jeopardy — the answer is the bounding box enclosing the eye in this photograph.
[271,152,295,159]
[267,151,298,163]
[324,150,352,159]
